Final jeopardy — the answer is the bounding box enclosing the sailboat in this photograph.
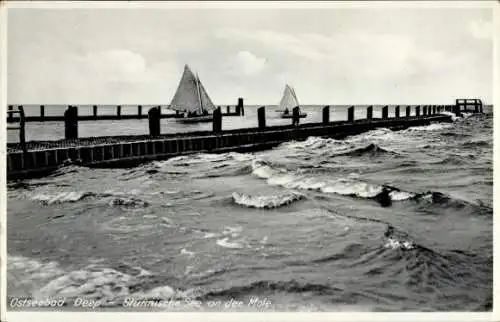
[169,65,217,123]
[278,84,307,119]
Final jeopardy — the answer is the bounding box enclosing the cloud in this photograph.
[7,8,493,105]
[469,20,493,40]
[225,51,267,76]
[216,28,448,83]
[77,49,153,83]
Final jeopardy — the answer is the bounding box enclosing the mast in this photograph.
[291,86,299,107]
[195,72,203,115]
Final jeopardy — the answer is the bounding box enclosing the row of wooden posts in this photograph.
[65,104,452,140]
[7,98,245,122]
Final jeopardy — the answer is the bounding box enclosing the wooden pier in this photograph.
[6,100,483,180]
[7,101,245,123]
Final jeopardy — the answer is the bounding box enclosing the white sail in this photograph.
[279,84,300,111]
[170,65,215,114]
[197,75,217,112]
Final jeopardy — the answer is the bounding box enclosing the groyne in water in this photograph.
[7,107,454,180]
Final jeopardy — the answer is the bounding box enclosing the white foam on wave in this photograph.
[228,152,255,162]
[203,232,217,239]
[28,189,152,209]
[232,191,304,209]
[35,266,132,300]
[180,248,196,257]
[251,160,276,179]
[9,255,187,304]
[405,123,453,132]
[216,237,245,249]
[157,152,254,168]
[251,162,415,201]
[442,111,462,122]
[384,238,415,250]
[389,191,416,201]
[31,191,93,205]
[38,264,184,303]
[8,255,65,293]
[322,179,383,198]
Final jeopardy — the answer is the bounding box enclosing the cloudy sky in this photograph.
[7,3,494,105]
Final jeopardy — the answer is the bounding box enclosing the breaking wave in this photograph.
[332,143,397,157]
[404,123,453,132]
[31,192,96,205]
[27,191,149,208]
[8,256,193,306]
[251,160,409,201]
[232,191,305,209]
[250,159,488,209]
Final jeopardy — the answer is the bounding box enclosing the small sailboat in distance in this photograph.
[278,84,307,119]
[169,64,216,123]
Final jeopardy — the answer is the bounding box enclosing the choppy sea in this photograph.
[7,106,493,311]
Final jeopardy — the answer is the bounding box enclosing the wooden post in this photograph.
[292,106,300,126]
[422,106,427,116]
[238,98,244,116]
[258,106,266,129]
[475,100,479,113]
[366,105,372,120]
[415,106,420,117]
[395,105,400,118]
[406,106,411,118]
[148,107,161,136]
[347,106,354,122]
[18,106,27,154]
[322,106,330,124]
[454,104,461,117]
[40,105,45,120]
[213,106,222,133]
[117,105,122,118]
[226,106,230,114]
[433,106,437,115]
[8,105,13,122]
[64,105,78,140]
[93,105,98,118]
[138,105,142,117]
[382,105,388,119]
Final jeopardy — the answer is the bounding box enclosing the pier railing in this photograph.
[6,98,245,123]
[6,102,481,147]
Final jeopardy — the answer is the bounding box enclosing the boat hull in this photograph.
[281,113,307,119]
[175,115,213,123]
